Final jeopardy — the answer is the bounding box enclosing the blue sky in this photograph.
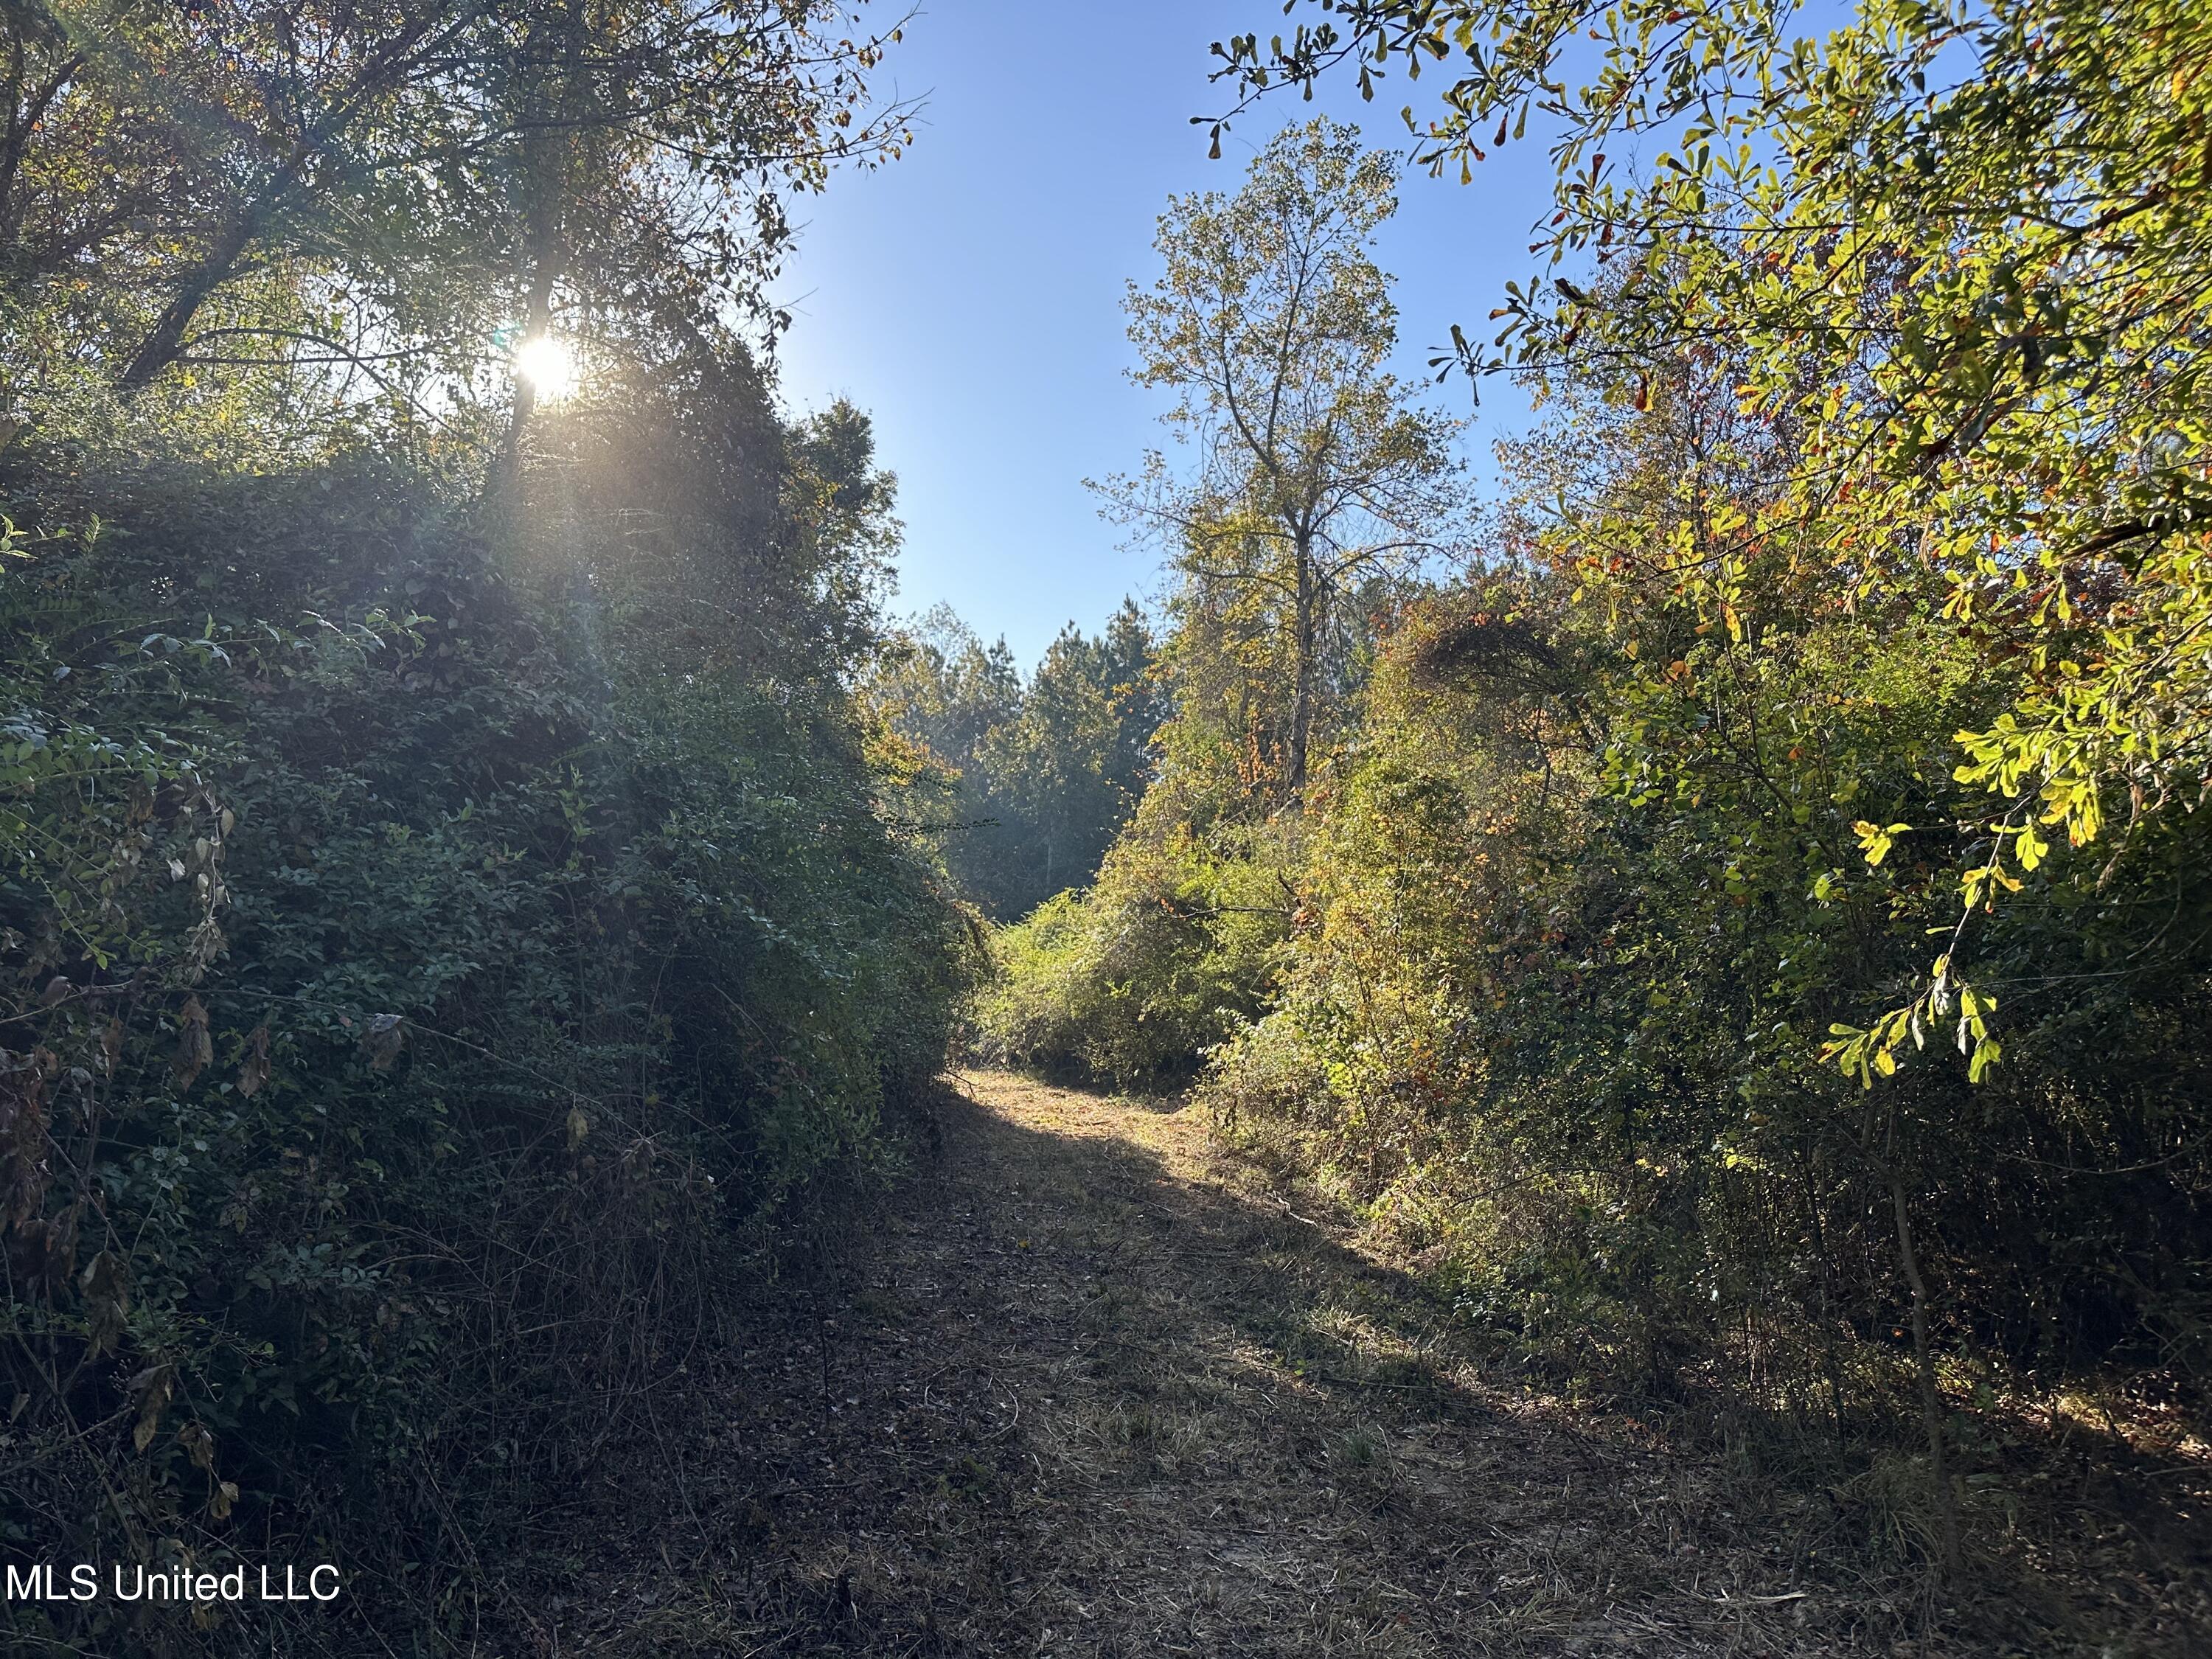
[771,1,1564,665]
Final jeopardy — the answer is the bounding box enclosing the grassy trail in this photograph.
[549,1072,2124,1656]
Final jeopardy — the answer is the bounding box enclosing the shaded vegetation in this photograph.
[1,375,973,1658]
[981,26,2212,1622]
[1,3,966,1652]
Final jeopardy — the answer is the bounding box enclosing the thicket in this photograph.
[1,374,971,1659]
[1,2,969,1652]
[973,792,1289,1085]
[1211,386,2212,1426]
[986,0,2212,1582]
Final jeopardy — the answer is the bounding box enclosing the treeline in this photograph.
[979,0,2212,1597]
[868,602,1163,919]
[1,3,969,1653]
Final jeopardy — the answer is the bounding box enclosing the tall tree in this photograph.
[1099,118,1461,802]
[869,601,1163,918]
[1215,0,2212,1085]
[1,0,911,402]
[983,601,1166,899]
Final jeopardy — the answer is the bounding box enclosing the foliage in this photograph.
[869,600,1164,919]
[1217,0,2212,1087]
[972,787,1291,1088]
[978,125,1462,1088]
[1096,118,1464,801]
[0,354,970,1653]
[2,0,911,398]
[1211,447,2212,1413]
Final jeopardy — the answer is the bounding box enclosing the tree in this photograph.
[1,0,913,403]
[983,601,1166,900]
[872,605,1024,781]
[868,601,1163,918]
[1098,117,1462,802]
[1214,1,2212,1087]
[1204,2,2212,1575]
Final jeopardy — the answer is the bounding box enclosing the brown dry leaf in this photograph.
[178,1419,217,1470]
[130,1365,173,1454]
[173,995,212,1086]
[362,1012,405,1072]
[80,1250,129,1356]
[236,1023,271,1099]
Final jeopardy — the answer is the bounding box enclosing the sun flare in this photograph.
[512,334,578,400]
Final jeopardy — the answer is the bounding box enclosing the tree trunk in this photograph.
[118,212,260,389]
[1798,1155,1848,1440]
[482,224,559,512]
[117,130,322,392]
[1,49,84,257]
[1888,1167,1964,1577]
[1286,531,1318,803]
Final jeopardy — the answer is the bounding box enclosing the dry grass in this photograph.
[521,1071,2208,1658]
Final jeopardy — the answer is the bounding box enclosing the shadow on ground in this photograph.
[527,1073,2207,1658]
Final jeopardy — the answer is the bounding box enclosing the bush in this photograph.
[1203,574,2212,1422]
[973,795,1289,1087]
[1,382,974,1652]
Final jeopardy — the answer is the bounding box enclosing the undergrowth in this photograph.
[1,377,976,1655]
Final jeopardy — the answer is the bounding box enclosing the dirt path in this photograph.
[546,1073,2070,1657]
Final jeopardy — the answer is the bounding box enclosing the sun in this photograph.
[512,335,578,401]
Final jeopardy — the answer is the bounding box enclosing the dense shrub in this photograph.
[1189,8,2212,1525]
[0,382,973,1652]
[973,791,1289,1086]
[1205,551,2212,1419]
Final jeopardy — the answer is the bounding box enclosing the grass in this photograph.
[518,1069,2208,1658]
